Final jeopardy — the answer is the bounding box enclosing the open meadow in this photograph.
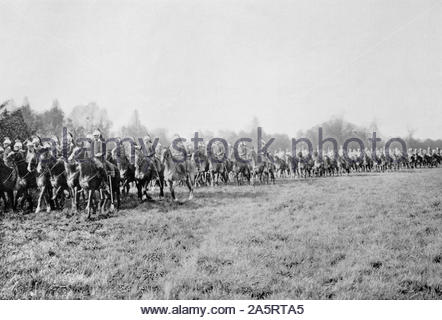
[1,168,441,299]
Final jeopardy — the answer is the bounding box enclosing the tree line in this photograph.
[1,98,441,151]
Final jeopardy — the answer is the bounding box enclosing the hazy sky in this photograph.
[1,0,441,139]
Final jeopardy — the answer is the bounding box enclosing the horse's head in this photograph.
[160,147,171,164]
[134,150,154,179]
[5,151,17,166]
[36,147,56,174]
[117,154,129,176]
[64,158,78,174]
[78,158,100,178]
[26,152,36,172]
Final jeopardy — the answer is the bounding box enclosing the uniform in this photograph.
[91,129,115,177]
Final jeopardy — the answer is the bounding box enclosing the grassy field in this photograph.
[1,168,441,299]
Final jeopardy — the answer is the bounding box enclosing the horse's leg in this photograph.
[168,180,176,201]
[100,189,107,214]
[223,168,229,184]
[143,180,153,201]
[194,172,200,188]
[136,180,143,202]
[116,183,121,209]
[21,190,27,211]
[86,189,93,219]
[210,170,215,187]
[19,189,28,211]
[27,189,34,212]
[47,185,55,211]
[52,186,61,201]
[185,176,194,200]
[121,180,127,197]
[59,185,67,210]
[45,187,52,213]
[103,190,109,213]
[0,192,6,212]
[35,186,45,213]
[159,178,164,199]
[71,187,78,214]
[7,190,16,212]
[91,190,98,214]
[17,189,25,211]
[74,186,81,212]
[235,170,240,186]
[76,187,82,211]
[252,170,257,184]
[203,172,208,186]
[247,167,253,185]
[14,189,21,211]
[52,188,60,210]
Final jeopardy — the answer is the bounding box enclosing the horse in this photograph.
[161,148,195,201]
[0,155,17,212]
[193,148,211,187]
[312,152,323,177]
[64,159,82,213]
[250,150,275,184]
[78,158,105,218]
[224,157,234,183]
[274,155,289,178]
[323,155,337,176]
[336,155,348,175]
[49,158,69,210]
[231,149,253,185]
[295,153,306,178]
[104,151,122,210]
[6,151,36,212]
[115,152,136,196]
[134,150,164,201]
[284,153,296,178]
[208,143,228,186]
[34,148,56,213]
[362,153,373,172]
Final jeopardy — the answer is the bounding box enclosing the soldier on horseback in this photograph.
[258,138,272,164]
[140,134,152,154]
[238,140,249,161]
[170,133,189,161]
[13,139,25,157]
[91,129,115,179]
[3,137,12,163]
[64,131,76,158]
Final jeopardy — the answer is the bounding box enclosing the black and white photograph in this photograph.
[0,0,441,318]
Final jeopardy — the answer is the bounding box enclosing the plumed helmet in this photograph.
[32,137,40,145]
[14,140,22,150]
[51,135,59,145]
[3,137,11,146]
[143,134,152,143]
[42,141,52,149]
[93,129,101,137]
